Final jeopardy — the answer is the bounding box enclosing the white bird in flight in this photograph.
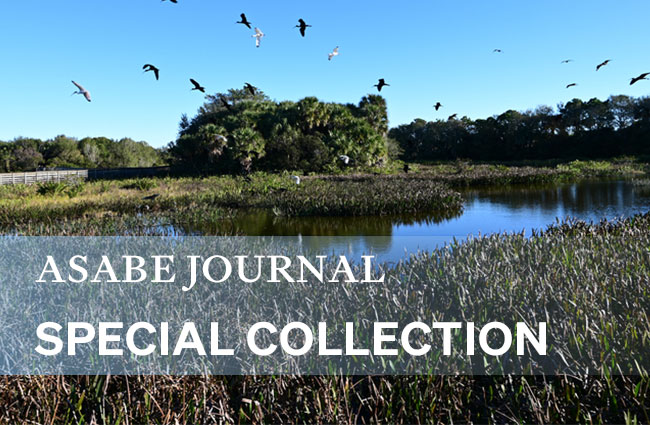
[252,27,265,48]
[71,80,91,102]
[291,175,301,185]
[328,46,339,61]
[339,155,350,165]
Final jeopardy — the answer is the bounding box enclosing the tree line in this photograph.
[4,93,649,174]
[0,136,165,173]
[167,87,394,174]
[390,95,650,162]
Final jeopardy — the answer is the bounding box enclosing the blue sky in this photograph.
[1,0,649,147]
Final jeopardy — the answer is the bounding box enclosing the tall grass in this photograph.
[1,214,649,423]
[0,173,463,232]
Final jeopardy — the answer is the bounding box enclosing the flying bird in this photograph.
[252,28,265,47]
[142,194,160,201]
[374,78,389,92]
[219,95,232,111]
[433,102,443,111]
[244,82,257,95]
[566,83,577,88]
[291,175,301,185]
[328,46,339,61]
[339,155,350,165]
[295,19,312,37]
[448,114,457,120]
[403,163,410,173]
[143,64,160,80]
[162,0,177,3]
[630,72,650,85]
[190,78,205,93]
[596,60,611,71]
[561,59,573,64]
[493,49,502,53]
[237,13,252,28]
[71,80,91,102]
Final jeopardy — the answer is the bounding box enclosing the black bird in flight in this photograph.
[219,95,232,110]
[566,83,577,88]
[374,78,389,92]
[433,102,443,111]
[244,82,257,95]
[190,79,205,93]
[143,64,159,80]
[630,72,650,85]
[237,13,252,28]
[596,59,611,71]
[561,59,573,64]
[403,163,410,173]
[448,114,457,120]
[161,0,177,3]
[296,19,312,37]
[493,49,502,53]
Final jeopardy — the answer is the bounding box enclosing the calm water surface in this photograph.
[185,180,650,263]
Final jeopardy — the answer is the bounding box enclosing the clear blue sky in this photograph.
[1,0,649,148]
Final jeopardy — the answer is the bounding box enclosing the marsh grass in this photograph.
[1,215,649,423]
[1,160,647,234]
[0,173,463,232]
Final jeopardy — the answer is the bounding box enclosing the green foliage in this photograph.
[124,178,157,191]
[167,86,390,174]
[36,182,68,196]
[36,180,86,198]
[0,135,166,172]
[391,94,650,161]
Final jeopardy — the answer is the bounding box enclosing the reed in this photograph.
[1,214,649,423]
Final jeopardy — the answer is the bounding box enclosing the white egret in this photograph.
[71,81,91,102]
[328,46,339,61]
[252,28,265,48]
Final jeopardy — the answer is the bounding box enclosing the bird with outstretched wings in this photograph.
[71,80,91,102]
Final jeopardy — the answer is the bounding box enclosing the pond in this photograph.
[182,180,650,264]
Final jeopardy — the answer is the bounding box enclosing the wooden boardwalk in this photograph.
[0,167,170,185]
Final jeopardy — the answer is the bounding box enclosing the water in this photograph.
[181,180,650,263]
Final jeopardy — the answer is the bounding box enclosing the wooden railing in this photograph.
[0,167,170,185]
[0,169,88,186]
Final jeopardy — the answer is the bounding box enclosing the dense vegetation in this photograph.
[1,161,646,234]
[391,94,650,162]
[2,214,649,423]
[0,135,165,172]
[0,172,463,233]
[167,87,393,174]
[4,93,650,175]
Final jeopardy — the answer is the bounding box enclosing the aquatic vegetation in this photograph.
[0,173,463,231]
[1,160,647,233]
[1,214,649,423]
[271,177,462,216]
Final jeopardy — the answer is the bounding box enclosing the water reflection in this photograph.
[181,210,460,237]
[173,180,650,263]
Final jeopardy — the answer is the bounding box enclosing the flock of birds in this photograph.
[558,58,649,90]
[68,5,650,185]
[69,12,650,126]
[70,11,335,104]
